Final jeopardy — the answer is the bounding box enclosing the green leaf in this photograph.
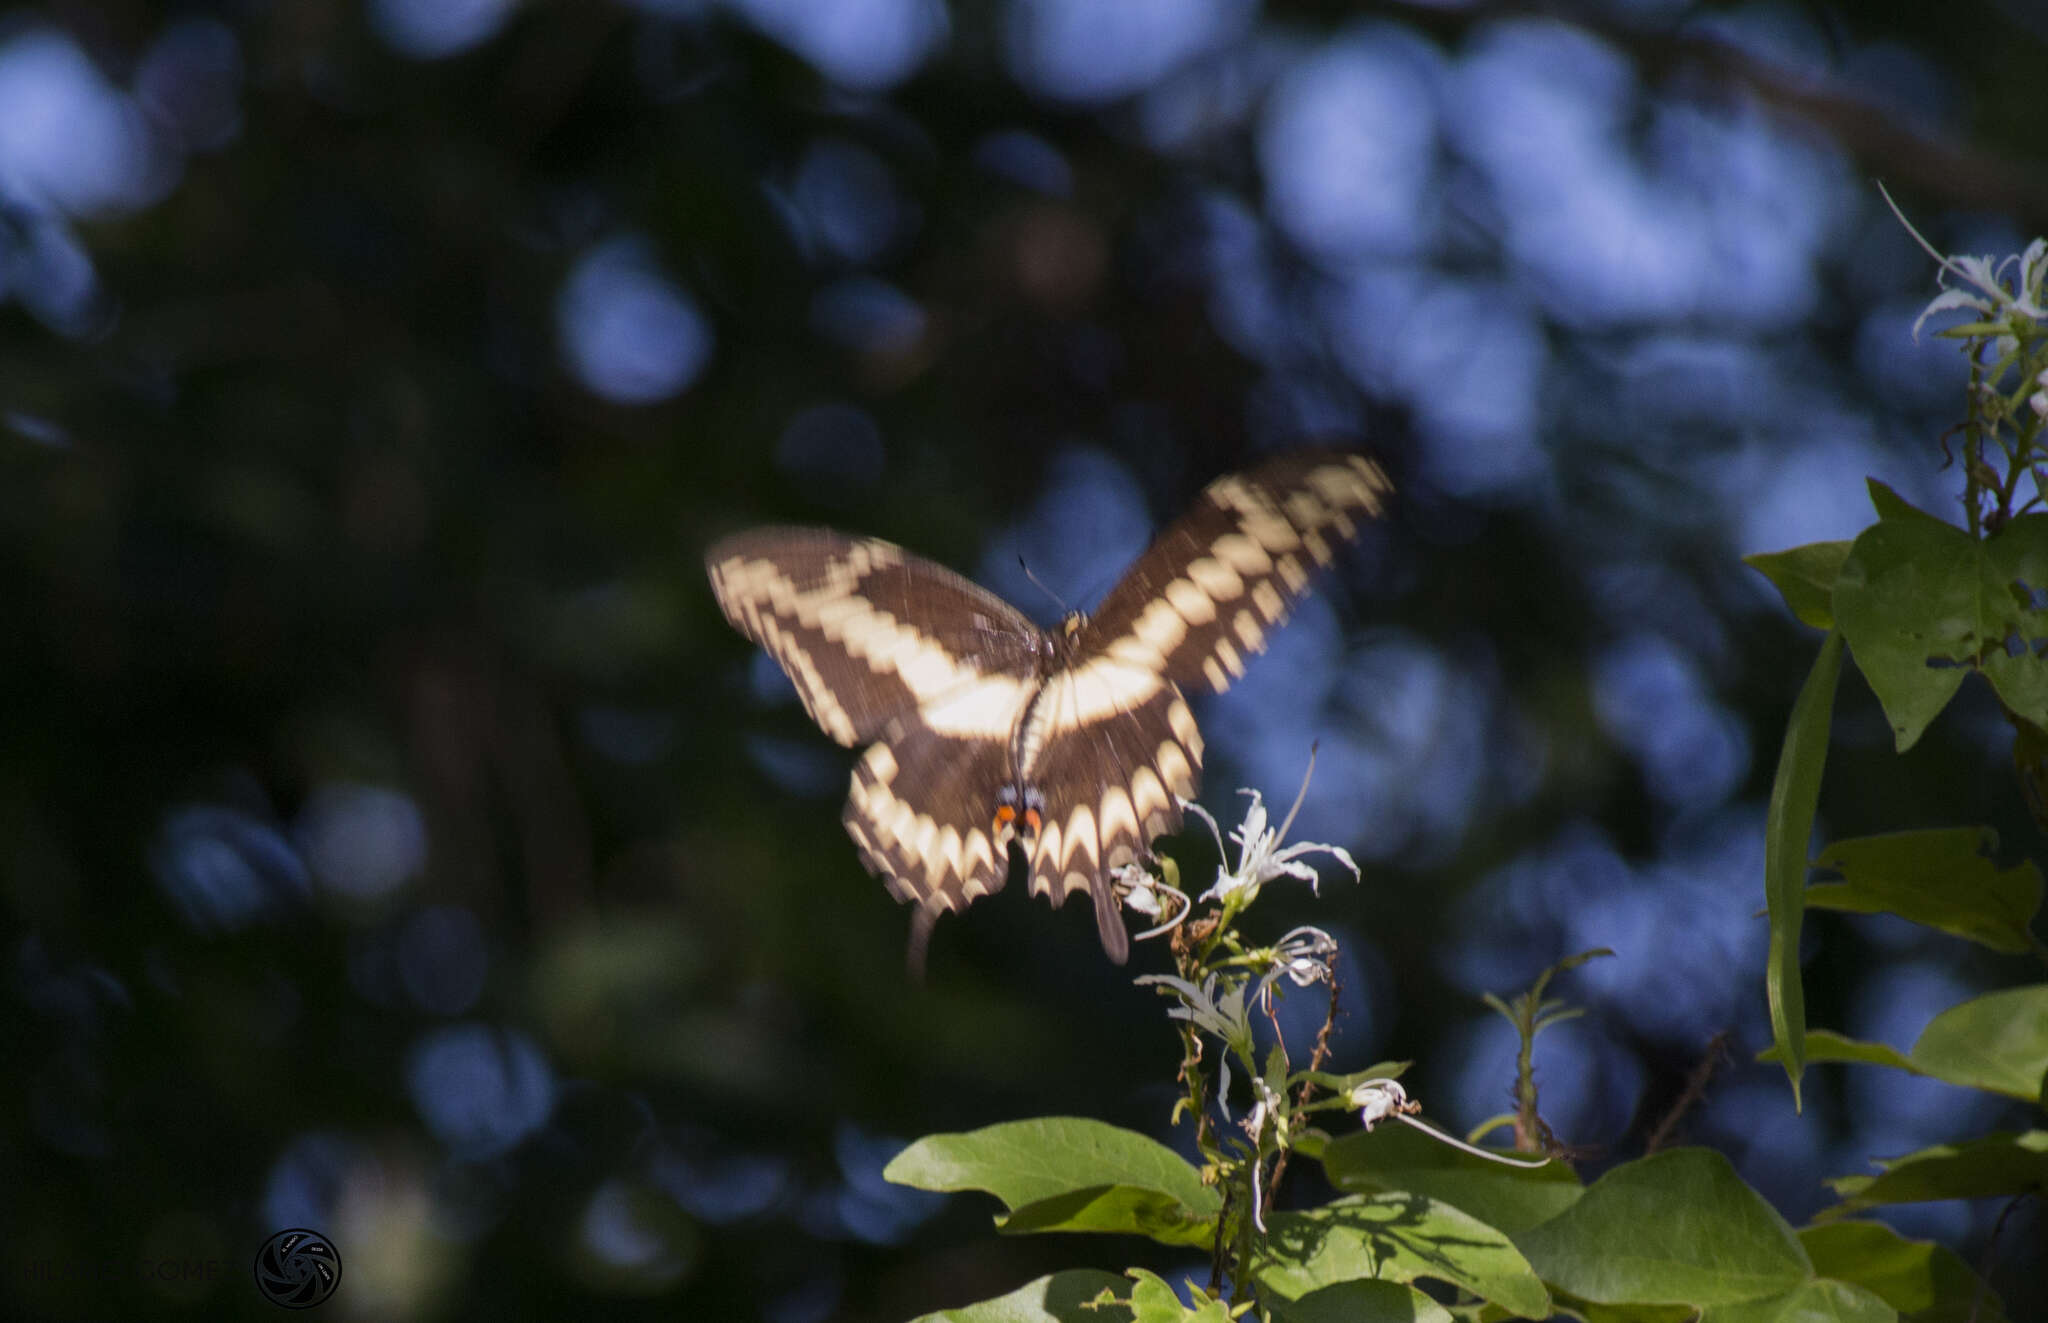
[908,1269,1132,1323]
[1824,1131,2048,1215]
[998,1184,1219,1247]
[1909,985,2048,1102]
[1832,511,2048,751]
[885,1118,1222,1245]
[1762,1029,1922,1076]
[1513,1150,1809,1306]
[1265,1280,1454,1323]
[1255,1193,1550,1319]
[1806,828,2043,954]
[1126,1269,1228,1323]
[1746,541,1855,630]
[1762,991,2048,1104]
[1800,1221,2006,1323]
[1832,518,1970,751]
[1864,479,1939,524]
[1320,1122,1581,1235]
[1764,631,1843,1108]
[1980,518,2048,725]
[1694,1281,1895,1323]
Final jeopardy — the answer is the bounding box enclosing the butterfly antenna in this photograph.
[1275,741,1319,845]
[1018,556,1070,617]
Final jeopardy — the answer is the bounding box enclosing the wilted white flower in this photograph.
[2031,367,2047,422]
[1253,925,1339,1013]
[1348,1079,1413,1131]
[1114,861,1190,941]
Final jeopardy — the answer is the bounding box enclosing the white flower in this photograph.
[1182,781,1359,907]
[2031,367,2048,423]
[1886,189,2048,341]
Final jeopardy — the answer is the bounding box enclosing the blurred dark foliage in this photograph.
[3,0,2046,1319]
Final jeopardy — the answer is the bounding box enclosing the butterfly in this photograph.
[706,451,1391,965]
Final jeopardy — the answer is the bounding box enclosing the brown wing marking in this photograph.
[706,527,1044,747]
[1023,674,1203,964]
[842,724,1016,933]
[1078,452,1392,696]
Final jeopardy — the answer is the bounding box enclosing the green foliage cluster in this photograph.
[1746,229,2048,1255]
[871,223,2048,1323]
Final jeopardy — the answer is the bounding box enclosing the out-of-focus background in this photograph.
[5,0,2046,1318]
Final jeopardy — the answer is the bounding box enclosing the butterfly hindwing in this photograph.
[1022,675,1202,964]
[1078,452,1392,695]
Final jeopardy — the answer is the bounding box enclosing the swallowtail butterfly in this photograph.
[706,452,1391,964]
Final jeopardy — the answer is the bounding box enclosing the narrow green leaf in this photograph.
[1764,631,1843,1109]
[1759,1028,1922,1075]
[1806,828,2043,954]
[886,1118,1221,1222]
[1909,985,2048,1102]
[1800,1221,2007,1323]
[1265,1280,1454,1323]
[1320,1122,1581,1236]
[1823,1131,2048,1215]
[1513,1150,1810,1306]
[908,1269,1132,1323]
[1745,541,1854,629]
[1256,1193,1550,1319]
[1832,520,1971,751]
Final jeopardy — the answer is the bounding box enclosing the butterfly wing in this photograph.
[1022,452,1393,958]
[707,528,1046,939]
[1079,451,1393,696]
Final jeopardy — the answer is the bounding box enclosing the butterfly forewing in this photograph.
[706,527,1046,746]
[1077,452,1393,695]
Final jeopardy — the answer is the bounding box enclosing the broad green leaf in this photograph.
[1513,1150,1809,1306]
[1696,1280,1895,1323]
[998,1184,1218,1247]
[1320,1122,1581,1235]
[1563,1299,1698,1323]
[908,1269,1131,1323]
[1805,828,2043,954]
[1746,541,1854,630]
[885,1119,1221,1236]
[1127,1269,1227,1323]
[1823,1131,2048,1215]
[1255,1193,1550,1319]
[1265,1279,1453,1323]
[1800,1221,2006,1323]
[1832,510,2048,750]
[1764,631,1843,1108]
[1908,985,2048,1102]
[1864,480,1939,524]
[1831,518,1971,751]
[1978,518,2048,723]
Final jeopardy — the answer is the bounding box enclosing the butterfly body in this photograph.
[707,452,1391,964]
